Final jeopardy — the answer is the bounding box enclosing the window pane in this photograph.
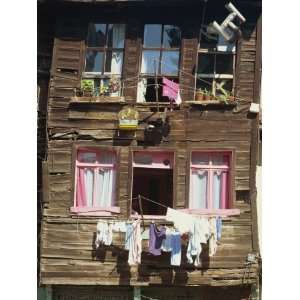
[107,24,125,48]
[141,50,160,74]
[211,153,225,165]
[161,51,179,75]
[215,78,233,96]
[190,170,208,209]
[98,151,116,165]
[144,24,162,47]
[84,168,94,207]
[163,25,181,48]
[85,50,104,72]
[196,77,214,93]
[197,53,215,74]
[213,171,222,209]
[78,151,98,163]
[216,54,233,74]
[87,23,107,47]
[94,168,115,207]
[105,51,123,74]
[191,153,209,165]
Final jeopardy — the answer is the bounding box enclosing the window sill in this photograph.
[70,96,126,104]
[70,206,120,216]
[178,208,240,217]
[184,100,237,106]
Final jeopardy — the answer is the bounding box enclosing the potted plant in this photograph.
[100,84,109,96]
[195,88,205,101]
[108,76,121,97]
[81,79,94,97]
[205,89,213,101]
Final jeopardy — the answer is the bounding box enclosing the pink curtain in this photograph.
[220,171,228,209]
[76,168,87,207]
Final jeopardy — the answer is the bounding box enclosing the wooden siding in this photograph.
[40,2,261,292]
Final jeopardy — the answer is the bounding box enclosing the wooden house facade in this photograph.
[38,0,262,299]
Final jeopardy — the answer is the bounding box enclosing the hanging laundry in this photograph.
[216,216,222,241]
[186,217,210,267]
[209,218,218,257]
[161,227,173,252]
[170,231,182,266]
[95,221,113,247]
[149,223,166,256]
[166,208,195,234]
[127,219,142,266]
[162,77,182,105]
[125,223,133,251]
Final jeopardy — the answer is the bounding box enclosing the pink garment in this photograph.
[162,77,181,105]
[128,219,142,266]
[76,168,87,207]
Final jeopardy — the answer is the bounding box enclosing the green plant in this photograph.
[81,79,94,94]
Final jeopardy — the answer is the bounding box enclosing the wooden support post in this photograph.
[154,60,159,111]
[133,286,141,300]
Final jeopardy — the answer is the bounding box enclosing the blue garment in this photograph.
[125,223,133,250]
[170,232,181,266]
[216,216,222,241]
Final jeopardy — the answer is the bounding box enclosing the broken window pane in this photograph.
[87,23,107,47]
[215,78,233,96]
[141,50,160,74]
[107,24,125,48]
[144,24,162,47]
[161,51,179,75]
[163,25,181,48]
[85,50,104,72]
[216,54,233,74]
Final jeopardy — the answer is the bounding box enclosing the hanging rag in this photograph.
[216,216,222,241]
[209,217,218,257]
[166,208,195,234]
[127,219,142,266]
[95,221,113,247]
[112,221,127,233]
[186,217,210,267]
[149,223,166,256]
[125,223,133,251]
[170,231,182,266]
[161,227,173,252]
[162,77,182,105]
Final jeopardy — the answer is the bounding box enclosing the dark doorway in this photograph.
[132,167,173,215]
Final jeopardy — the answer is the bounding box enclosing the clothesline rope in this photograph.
[132,194,169,210]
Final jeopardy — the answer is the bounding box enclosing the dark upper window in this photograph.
[195,26,236,98]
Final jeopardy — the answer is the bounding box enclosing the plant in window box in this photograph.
[100,84,109,96]
[81,79,94,97]
[205,90,213,101]
[108,76,121,97]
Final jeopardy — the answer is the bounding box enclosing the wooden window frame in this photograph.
[70,143,121,217]
[83,23,126,78]
[128,147,177,220]
[184,148,240,217]
[140,24,181,77]
[196,36,236,97]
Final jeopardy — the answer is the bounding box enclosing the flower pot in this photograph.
[195,91,205,101]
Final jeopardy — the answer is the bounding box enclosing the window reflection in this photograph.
[85,50,104,72]
[198,53,215,74]
[87,24,107,47]
[141,50,160,74]
[163,25,181,48]
[107,24,125,48]
[144,24,162,47]
[161,51,179,75]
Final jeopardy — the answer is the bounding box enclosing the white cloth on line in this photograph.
[127,219,142,266]
[165,208,195,234]
[161,227,173,252]
[186,217,210,267]
[112,221,127,233]
[95,221,113,247]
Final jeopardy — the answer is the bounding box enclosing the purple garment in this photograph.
[149,223,166,256]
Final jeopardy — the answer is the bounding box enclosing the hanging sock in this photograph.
[216,216,222,241]
[149,223,166,256]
